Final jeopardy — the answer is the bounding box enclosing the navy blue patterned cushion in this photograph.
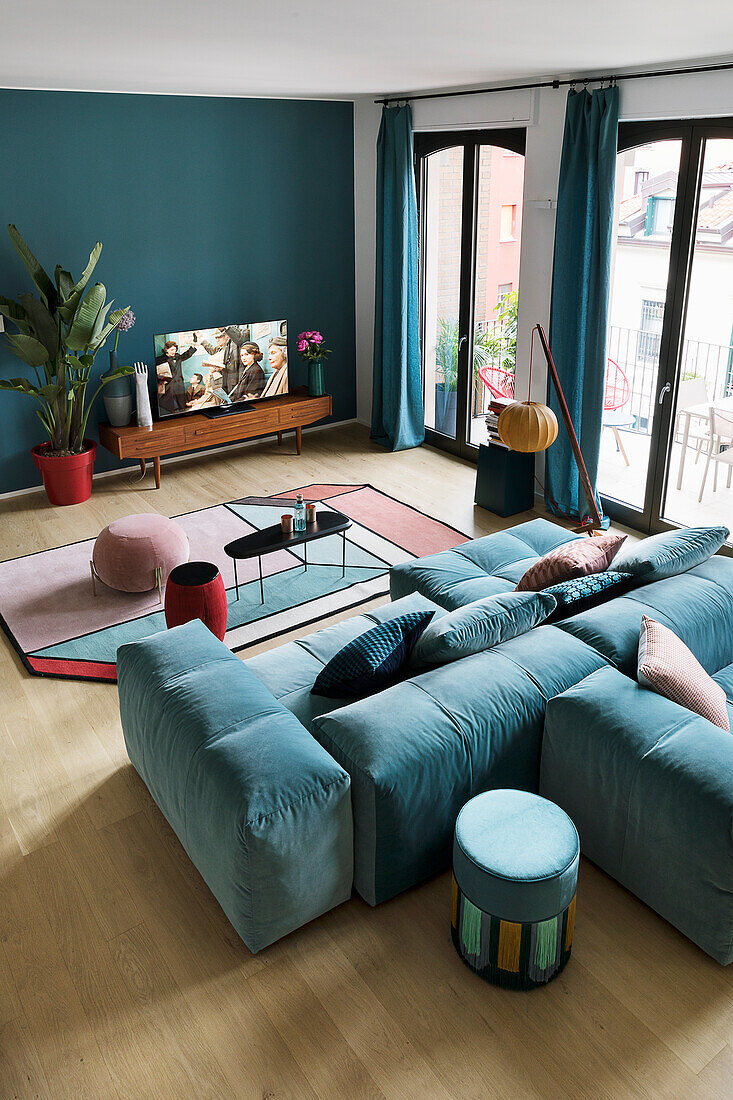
[311,611,434,698]
[545,570,633,621]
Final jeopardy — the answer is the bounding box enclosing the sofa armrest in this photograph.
[541,666,733,963]
[117,619,353,953]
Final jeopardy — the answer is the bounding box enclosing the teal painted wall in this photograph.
[0,89,356,494]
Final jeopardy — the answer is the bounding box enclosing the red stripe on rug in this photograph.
[327,487,469,557]
[277,484,365,500]
[27,656,118,681]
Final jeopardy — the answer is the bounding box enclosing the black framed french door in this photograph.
[599,118,733,547]
[415,128,526,460]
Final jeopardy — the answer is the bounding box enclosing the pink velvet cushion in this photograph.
[515,533,626,592]
[638,615,730,731]
[93,513,189,593]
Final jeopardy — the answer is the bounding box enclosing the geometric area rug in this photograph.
[0,483,469,683]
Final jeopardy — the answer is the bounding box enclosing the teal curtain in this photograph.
[545,87,619,523]
[371,105,425,451]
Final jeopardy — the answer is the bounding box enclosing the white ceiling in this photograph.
[2,0,732,99]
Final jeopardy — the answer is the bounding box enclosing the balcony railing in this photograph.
[607,325,733,434]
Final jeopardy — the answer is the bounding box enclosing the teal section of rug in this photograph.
[31,558,386,664]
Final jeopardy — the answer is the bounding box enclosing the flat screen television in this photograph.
[153,319,288,419]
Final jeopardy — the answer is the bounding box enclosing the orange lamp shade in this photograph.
[497,401,559,453]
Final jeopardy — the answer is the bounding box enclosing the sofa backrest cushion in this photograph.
[411,589,557,666]
[556,555,733,677]
[390,517,580,609]
[610,525,729,581]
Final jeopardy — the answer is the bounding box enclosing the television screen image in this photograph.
[153,320,288,419]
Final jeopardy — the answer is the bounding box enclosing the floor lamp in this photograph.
[497,323,604,535]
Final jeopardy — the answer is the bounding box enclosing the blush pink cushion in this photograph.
[638,615,730,732]
[93,513,189,593]
[515,533,626,592]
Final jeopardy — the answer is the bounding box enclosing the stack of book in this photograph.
[485,399,511,447]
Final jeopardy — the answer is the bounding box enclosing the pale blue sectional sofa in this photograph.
[117,518,733,962]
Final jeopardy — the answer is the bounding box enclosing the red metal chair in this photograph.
[477,363,515,401]
[602,359,633,466]
[603,359,631,411]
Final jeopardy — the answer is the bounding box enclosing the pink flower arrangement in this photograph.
[297,330,331,362]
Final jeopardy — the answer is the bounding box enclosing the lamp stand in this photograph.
[534,323,604,535]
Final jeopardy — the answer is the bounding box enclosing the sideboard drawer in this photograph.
[184,413,276,446]
[124,426,187,457]
[278,396,331,425]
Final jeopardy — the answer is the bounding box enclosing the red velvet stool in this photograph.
[164,561,228,640]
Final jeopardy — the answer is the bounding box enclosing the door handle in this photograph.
[658,382,672,405]
[458,335,468,352]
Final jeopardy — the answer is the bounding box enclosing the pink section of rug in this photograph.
[277,484,366,501]
[329,487,470,558]
[0,505,296,653]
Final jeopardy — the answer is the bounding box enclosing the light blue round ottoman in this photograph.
[451,789,579,990]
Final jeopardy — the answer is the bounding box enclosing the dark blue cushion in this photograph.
[545,570,633,620]
[311,610,434,698]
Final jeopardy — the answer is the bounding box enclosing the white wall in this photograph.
[352,66,733,427]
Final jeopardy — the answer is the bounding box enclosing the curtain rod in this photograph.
[374,59,733,106]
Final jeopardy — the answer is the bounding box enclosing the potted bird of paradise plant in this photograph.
[0,225,132,505]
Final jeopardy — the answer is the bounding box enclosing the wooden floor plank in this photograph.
[0,1018,53,1100]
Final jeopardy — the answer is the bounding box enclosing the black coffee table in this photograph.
[224,509,356,603]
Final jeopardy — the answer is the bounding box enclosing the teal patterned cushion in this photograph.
[311,610,434,698]
[545,570,633,620]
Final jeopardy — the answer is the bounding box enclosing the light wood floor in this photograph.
[1,424,731,1099]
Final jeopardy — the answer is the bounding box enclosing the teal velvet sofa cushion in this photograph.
[118,620,353,954]
[311,624,608,906]
[390,518,580,609]
[541,666,733,965]
[556,555,733,677]
[246,593,444,728]
[610,524,729,581]
[412,590,557,666]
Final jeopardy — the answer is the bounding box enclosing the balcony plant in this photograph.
[0,225,131,504]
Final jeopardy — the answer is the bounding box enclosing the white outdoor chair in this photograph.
[676,378,710,463]
[698,406,733,502]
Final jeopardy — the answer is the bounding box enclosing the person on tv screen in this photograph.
[198,326,251,394]
[229,342,266,401]
[185,372,206,405]
[190,365,232,409]
[265,336,287,380]
[155,339,196,413]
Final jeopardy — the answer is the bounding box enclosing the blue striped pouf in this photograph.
[451,790,579,990]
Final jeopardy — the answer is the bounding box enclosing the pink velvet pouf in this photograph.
[92,513,189,598]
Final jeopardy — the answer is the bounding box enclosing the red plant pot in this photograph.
[31,440,97,506]
[164,561,228,641]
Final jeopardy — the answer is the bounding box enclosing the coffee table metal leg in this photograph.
[259,555,264,603]
[233,559,239,601]
[342,531,346,577]
[304,542,307,572]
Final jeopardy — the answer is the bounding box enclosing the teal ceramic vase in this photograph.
[308,359,325,397]
[103,350,134,426]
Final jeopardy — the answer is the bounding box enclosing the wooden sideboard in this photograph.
[98,387,332,488]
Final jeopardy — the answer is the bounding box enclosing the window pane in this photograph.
[422,147,464,437]
[469,145,524,447]
[597,140,682,510]
[662,136,733,542]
